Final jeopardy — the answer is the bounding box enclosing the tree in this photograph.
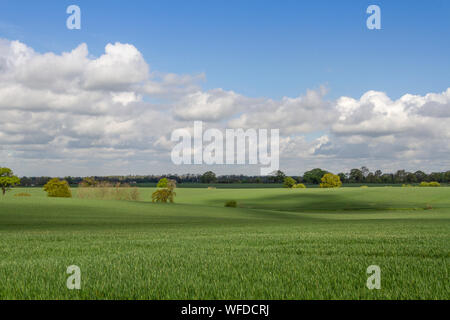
[79,177,97,187]
[152,178,177,203]
[270,170,286,183]
[374,170,382,183]
[445,171,450,183]
[337,172,347,183]
[414,170,427,182]
[381,173,393,184]
[361,166,370,178]
[0,168,20,196]
[429,172,443,182]
[320,173,342,188]
[43,178,72,198]
[303,168,328,184]
[405,172,417,183]
[283,176,297,188]
[201,171,217,184]
[366,172,376,183]
[394,170,407,184]
[349,168,364,183]
[156,177,168,188]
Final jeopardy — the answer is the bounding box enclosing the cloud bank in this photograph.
[0,39,448,176]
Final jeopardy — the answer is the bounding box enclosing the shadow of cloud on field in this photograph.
[212,192,424,214]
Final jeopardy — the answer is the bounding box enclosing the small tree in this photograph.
[283,176,297,188]
[156,177,168,188]
[201,171,217,184]
[271,170,286,183]
[79,177,97,187]
[420,181,440,187]
[43,178,72,198]
[152,178,177,203]
[293,183,306,188]
[0,167,20,196]
[320,173,342,188]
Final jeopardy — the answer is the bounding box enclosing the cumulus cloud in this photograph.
[228,87,336,134]
[324,89,450,166]
[0,38,448,176]
[174,88,246,121]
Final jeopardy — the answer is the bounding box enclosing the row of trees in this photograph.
[6,167,450,189]
[284,168,449,185]
[284,173,342,189]
[334,168,450,184]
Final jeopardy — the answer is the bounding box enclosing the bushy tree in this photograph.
[349,168,364,183]
[201,171,217,184]
[0,167,20,196]
[283,176,297,188]
[445,171,450,183]
[320,173,342,188]
[337,173,347,183]
[43,178,72,198]
[156,177,168,188]
[420,181,440,187]
[361,166,370,178]
[152,178,177,203]
[224,200,237,207]
[406,172,417,183]
[303,168,328,184]
[414,170,427,182]
[394,170,407,184]
[293,183,306,188]
[273,170,286,183]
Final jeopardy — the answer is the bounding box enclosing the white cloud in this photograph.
[83,42,149,90]
[228,87,335,134]
[0,38,448,176]
[174,88,245,121]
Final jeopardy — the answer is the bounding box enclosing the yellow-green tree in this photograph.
[0,167,20,196]
[320,173,342,188]
[293,183,306,188]
[43,178,72,198]
[283,176,297,188]
[156,177,168,188]
[152,178,176,203]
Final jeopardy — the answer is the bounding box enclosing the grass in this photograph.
[0,187,449,299]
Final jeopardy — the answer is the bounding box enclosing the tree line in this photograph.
[15,167,450,187]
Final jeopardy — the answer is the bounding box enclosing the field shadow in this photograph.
[209,192,424,214]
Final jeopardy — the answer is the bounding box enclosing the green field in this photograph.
[0,187,449,299]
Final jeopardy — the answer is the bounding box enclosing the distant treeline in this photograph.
[18,167,450,187]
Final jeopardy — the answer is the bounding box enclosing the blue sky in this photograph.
[1,0,449,100]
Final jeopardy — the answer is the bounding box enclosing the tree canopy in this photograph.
[283,176,297,188]
[152,178,177,203]
[320,173,342,188]
[0,167,20,196]
[43,178,72,198]
[302,168,328,184]
[201,171,217,184]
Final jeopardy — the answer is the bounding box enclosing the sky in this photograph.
[0,0,449,176]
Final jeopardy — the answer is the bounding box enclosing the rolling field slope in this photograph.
[0,187,449,299]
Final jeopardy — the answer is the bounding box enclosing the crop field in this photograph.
[0,187,449,299]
